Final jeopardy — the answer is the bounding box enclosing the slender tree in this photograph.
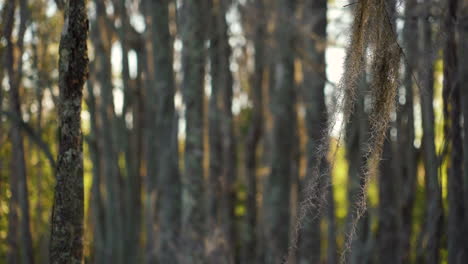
[398,0,418,261]
[5,0,34,263]
[180,0,207,262]
[298,0,330,263]
[242,1,265,262]
[417,1,442,262]
[377,136,400,264]
[460,0,468,217]
[49,0,89,263]
[345,74,371,264]
[444,0,466,262]
[208,0,237,262]
[149,1,181,263]
[263,0,296,262]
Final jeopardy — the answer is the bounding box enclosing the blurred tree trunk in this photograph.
[180,0,207,262]
[346,75,371,264]
[242,1,265,262]
[444,0,466,262]
[91,1,124,262]
[263,0,296,262]
[377,136,400,264]
[377,2,400,262]
[398,0,418,261]
[208,0,237,262]
[5,0,34,263]
[142,0,158,261]
[417,2,442,262]
[460,0,468,222]
[49,0,88,263]
[86,67,106,264]
[148,1,182,263]
[298,0,329,263]
[113,0,142,262]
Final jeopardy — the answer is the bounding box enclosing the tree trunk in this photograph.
[417,2,442,262]
[298,0,328,263]
[85,70,106,264]
[243,1,265,262]
[149,1,182,263]
[377,136,400,264]
[460,0,468,226]
[90,2,124,262]
[398,0,418,261]
[346,74,371,264]
[208,0,237,262]
[444,0,466,262]
[49,0,88,262]
[263,0,296,262]
[5,0,34,263]
[180,0,207,262]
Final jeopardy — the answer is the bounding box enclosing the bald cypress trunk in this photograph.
[263,0,296,262]
[49,0,88,263]
[180,0,207,262]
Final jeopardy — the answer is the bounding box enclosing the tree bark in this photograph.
[398,0,418,261]
[346,74,371,264]
[263,0,296,262]
[149,1,182,263]
[460,0,468,227]
[49,0,88,263]
[5,0,35,263]
[180,0,207,262]
[444,0,467,262]
[377,136,400,264]
[298,0,329,263]
[242,1,265,262]
[417,2,442,262]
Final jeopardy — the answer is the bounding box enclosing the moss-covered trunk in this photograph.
[49,0,88,263]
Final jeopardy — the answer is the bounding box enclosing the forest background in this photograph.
[1,0,468,263]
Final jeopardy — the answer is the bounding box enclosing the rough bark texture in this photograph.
[298,0,328,263]
[49,0,88,263]
[180,0,207,262]
[263,0,296,262]
[150,1,181,263]
[444,0,467,262]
